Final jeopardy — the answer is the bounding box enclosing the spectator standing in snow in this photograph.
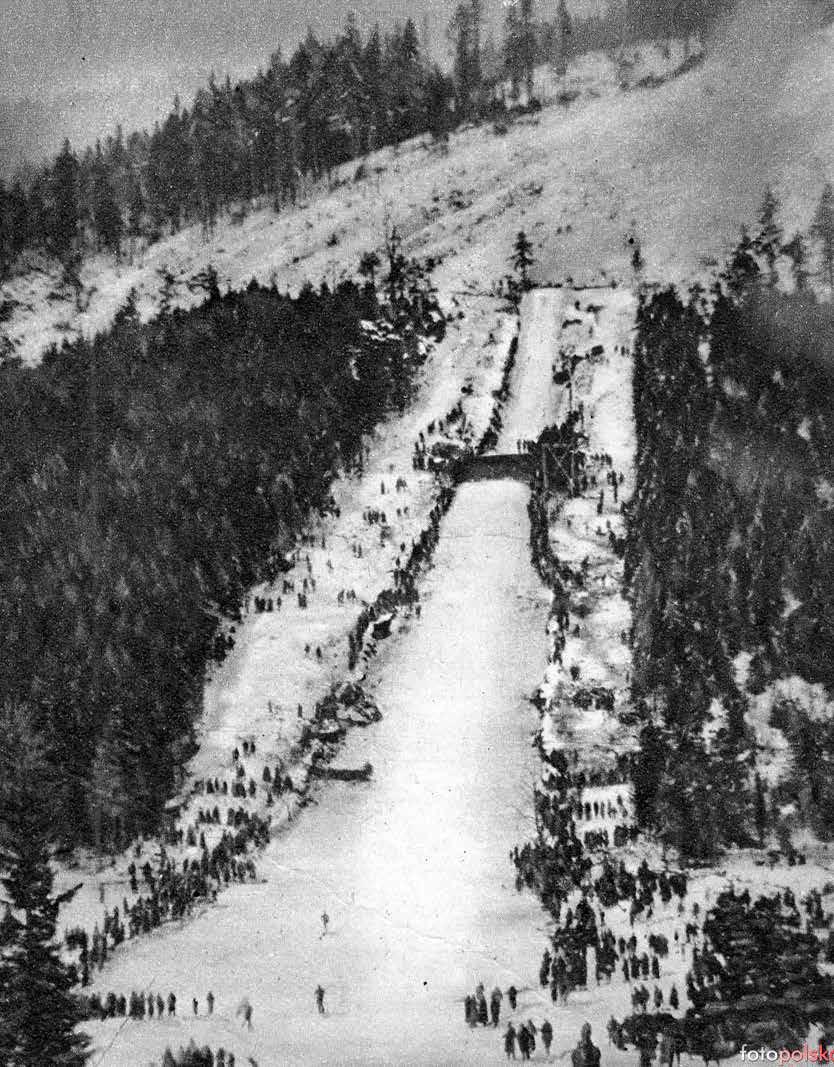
[518,1023,531,1060]
[476,984,489,1026]
[490,986,503,1027]
[571,1023,601,1067]
[315,985,325,1014]
[465,994,476,1026]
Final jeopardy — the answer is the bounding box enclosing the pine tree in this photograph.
[470,0,483,108]
[722,226,761,299]
[512,230,535,289]
[504,4,523,101]
[92,171,123,257]
[50,140,80,261]
[448,3,480,117]
[127,178,145,243]
[7,180,29,262]
[0,180,15,278]
[754,185,782,288]
[520,0,536,101]
[25,176,49,249]
[359,250,381,288]
[753,771,767,846]
[811,181,834,294]
[554,0,572,77]
[782,232,809,293]
[156,267,178,315]
[0,702,89,1065]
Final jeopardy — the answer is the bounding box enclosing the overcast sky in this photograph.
[0,0,604,173]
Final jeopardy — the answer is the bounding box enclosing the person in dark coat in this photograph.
[465,994,475,1026]
[315,985,325,1014]
[518,1023,531,1061]
[508,984,518,1010]
[571,1023,601,1067]
[167,992,176,1016]
[504,1023,518,1059]
[541,1019,553,1055]
[491,986,503,1027]
[476,986,489,1026]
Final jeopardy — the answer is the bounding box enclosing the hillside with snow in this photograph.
[5,3,834,1065]
[5,1,834,368]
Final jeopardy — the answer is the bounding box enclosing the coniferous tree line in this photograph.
[626,186,834,860]
[537,0,722,70]
[0,17,455,276]
[0,1,741,280]
[0,256,440,853]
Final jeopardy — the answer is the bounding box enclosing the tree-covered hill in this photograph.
[627,193,834,859]
[0,264,437,850]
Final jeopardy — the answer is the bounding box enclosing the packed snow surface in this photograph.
[85,482,553,1065]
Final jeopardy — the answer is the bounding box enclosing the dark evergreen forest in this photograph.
[626,198,834,859]
[0,261,440,851]
[0,18,455,274]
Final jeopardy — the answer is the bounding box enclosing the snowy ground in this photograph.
[515,288,834,1067]
[55,297,517,938]
[62,287,834,1067]
[76,283,768,1067]
[11,4,834,1060]
[82,336,559,1064]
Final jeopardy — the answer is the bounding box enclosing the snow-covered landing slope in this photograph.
[76,282,566,1067]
